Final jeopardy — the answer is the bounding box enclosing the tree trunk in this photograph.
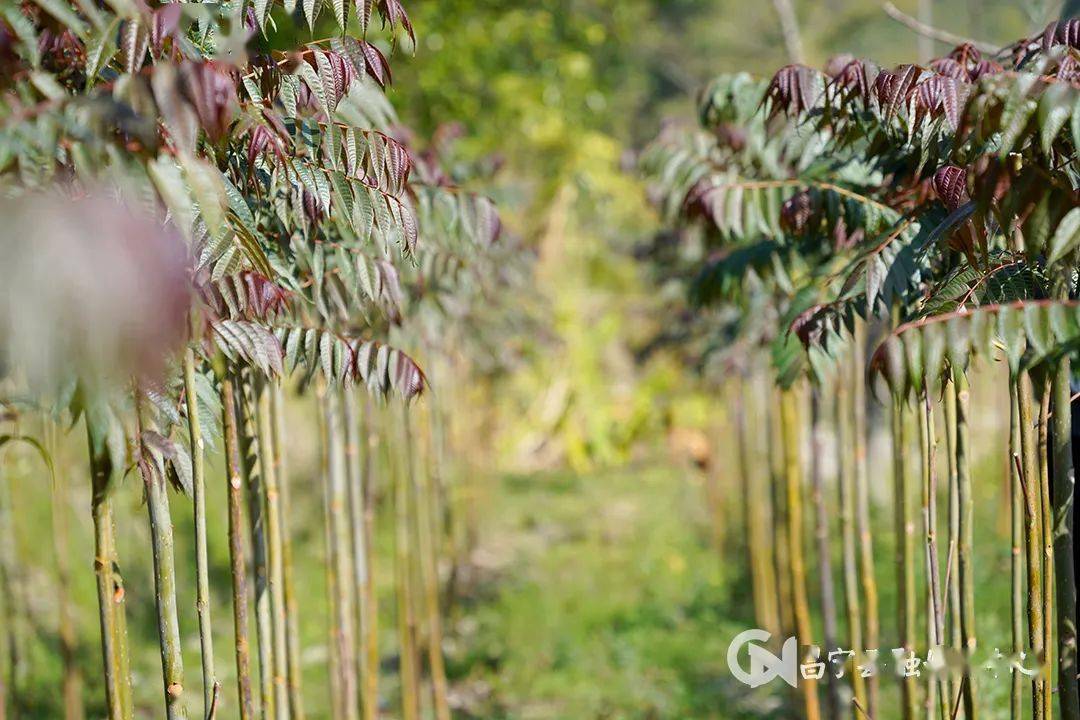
[222,375,255,720]
[184,346,216,719]
[1011,383,1024,720]
[780,388,820,720]
[240,380,276,720]
[769,384,796,640]
[836,367,866,717]
[392,403,421,720]
[47,422,84,720]
[953,370,977,719]
[135,388,188,720]
[87,418,133,720]
[257,381,290,720]
[1053,358,1080,720]
[322,386,360,720]
[361,399,380,720]
[919,390,947,720]
[743,378,781,639]
[270,383,306,720]
[1039,383,1054,720]
[852,326,879,717]
[810,389,839,720]
[343,391,379,720]
[944,379,962,715]
[0,449,25,720]
[409,406,452,720]
[1018,371,1046,720]
[892,397,917,720]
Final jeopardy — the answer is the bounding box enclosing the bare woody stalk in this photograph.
[835,366,866,717]
[0,439,26,716]
[221,373,255,720]
[256,381,290,720]
[918,389,947,720]
[852,326,879,717]
[0,450,8,720]
[1052,358,1080,720]
[891,397,916,720]
[409,405,451,720]
[1010,383,1024,720]
[270,383,306,720]
[780,388,820,720]
[343,391,379,720]
[134,386,188,720]
[46,420,84,720]
[770,0,804,63]
[742,378,780,639]
[953,369,977,719]
[361,399,380,720]
[809,388,839,720]
[1018,371,1046,720]
[86,417,134,720]
[392,402,421,720]
[943,380,962,713]
[769,384,796,639]
[183,340,216,719]
[318,386,344,720]
[1037,383,1053,720]
[323,386,359,720]
[239,379,276,720]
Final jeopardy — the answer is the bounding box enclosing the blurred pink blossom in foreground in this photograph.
[0,194,191,391]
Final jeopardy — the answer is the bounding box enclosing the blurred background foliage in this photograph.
[388,0,1041,471]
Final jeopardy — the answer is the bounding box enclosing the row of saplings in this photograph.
[643,19,1080,720]
[0,0,505,719]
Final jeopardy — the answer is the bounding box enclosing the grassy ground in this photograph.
[442,463,753,720]
[0,398,1033,720]
[441,434,1023,720]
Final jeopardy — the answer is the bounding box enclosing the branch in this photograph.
[881,2,999,55]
